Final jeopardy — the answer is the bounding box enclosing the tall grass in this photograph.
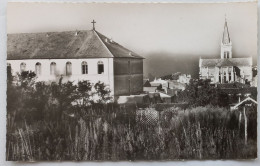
[6,104,257,161]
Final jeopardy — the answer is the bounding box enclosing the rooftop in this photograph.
[7,30,143,60]
[200,58,252,67]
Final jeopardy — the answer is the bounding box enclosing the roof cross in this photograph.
[91,19,96,30]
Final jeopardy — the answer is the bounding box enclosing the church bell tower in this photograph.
[221,18,232,59]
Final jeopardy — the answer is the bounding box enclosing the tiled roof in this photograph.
[7,30,143,60]
[216,59,235,67]
[95,31,143,59]
[200,58,252,67]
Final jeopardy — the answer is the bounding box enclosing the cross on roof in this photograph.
[91,19,96,30]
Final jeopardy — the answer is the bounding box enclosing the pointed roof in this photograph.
[222,19,231,44]
[7,30,143,60]
[232,97,257,110]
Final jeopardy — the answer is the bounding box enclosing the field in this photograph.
[6,104,257,161]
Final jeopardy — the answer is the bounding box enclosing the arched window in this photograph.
[35,62,41,76]
[50,62,56,75]
[82,61,88,74]
[223,72,226,83]
[20,62,26,72]
[219,72,221,83]
[66,62,72,76]
[97,61,104,74]
[224,52,229,58]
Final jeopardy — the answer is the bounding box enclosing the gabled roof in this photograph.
[200,58,252,67]
[232,97,257,110]
[95,31,143,59]
[7,30,143,60]
[143,80,151,87]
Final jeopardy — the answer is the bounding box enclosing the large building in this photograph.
[199,19,253,85]
[7,23,144,96]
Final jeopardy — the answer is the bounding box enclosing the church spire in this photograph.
[222,17,230,45]
[220,16,232,59]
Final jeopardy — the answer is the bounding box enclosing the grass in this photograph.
[6,104,257,161]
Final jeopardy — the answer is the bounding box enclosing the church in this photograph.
[7,21,144,96]
[199,19,253,85]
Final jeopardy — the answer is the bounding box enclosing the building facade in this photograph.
[7,28,144,96]
[199,19,253,85]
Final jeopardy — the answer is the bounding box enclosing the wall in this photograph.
[114,58,143,96]
[200,65,253,84]
[7,58,115,95]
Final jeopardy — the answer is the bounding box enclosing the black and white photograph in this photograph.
[5,1,257,161]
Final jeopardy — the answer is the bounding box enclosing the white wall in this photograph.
[200,66,252,84]
[7,58,115,95]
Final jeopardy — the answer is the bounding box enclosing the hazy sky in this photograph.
[7,2,257,77]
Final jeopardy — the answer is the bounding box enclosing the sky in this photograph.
[7,2,257,78]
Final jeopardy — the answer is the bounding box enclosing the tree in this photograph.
[17,71,36,89]
[76,80,92,107]
[51,77,78,120]
[178,79,229,107]
[94,81,112,104]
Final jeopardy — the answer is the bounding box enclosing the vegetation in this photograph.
[6,72,257,161]
[178,79,240,107]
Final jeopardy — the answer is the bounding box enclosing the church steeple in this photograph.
[221,16,232,59]
[222,18,230,45]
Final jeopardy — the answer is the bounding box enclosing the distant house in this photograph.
[7,23,144,97]
[143,78,164,93]
[159,92,172,104]
[168,80,186,91]
[177,74,191,84]
[150,78,168,88]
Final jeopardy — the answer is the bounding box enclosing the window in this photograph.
[20,62,26,72]
[224,51,230,58]
[66,62,72,75]
[223,72,227,83]
[50,62,56,75]
[82,61,88,74]
[7,63,11,77]
[35,62,41,76]
[229,72,232,81]
[219,72,221,83]
[97,61,104,74]
[128,60,130,74]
